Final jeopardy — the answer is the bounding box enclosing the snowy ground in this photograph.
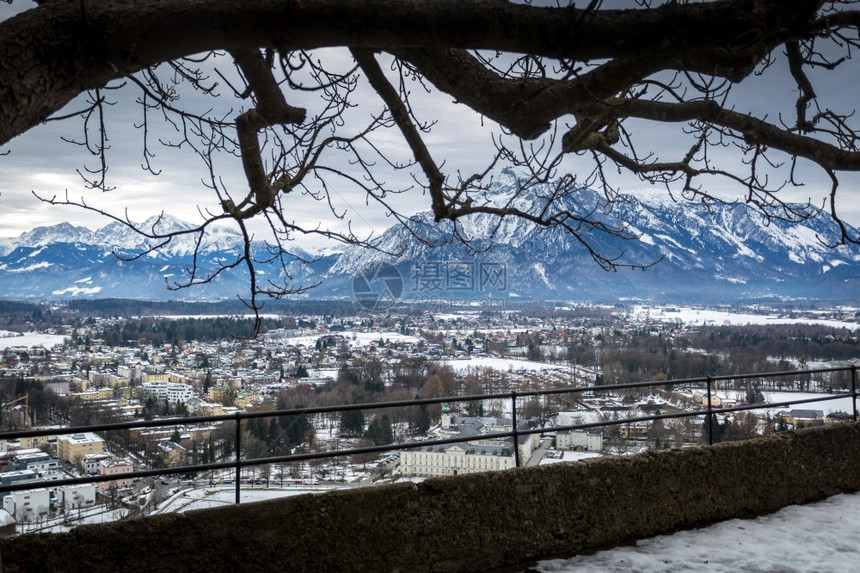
[442,356,569,373]
[156,484,333,514]
[20,504,129,535]
[762,391,856,417]
[277,331,420,348]
[717,390,857,417]
[525,492,860,572]
[630,305,859,331]
[539,451,602,465]
[0,332,66,349]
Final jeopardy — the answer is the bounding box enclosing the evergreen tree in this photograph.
[268,418,281,450]
[280,407,311,446]
[364,415,394,446]
[340,409,365,437]
[414,402,431,434]
[249,417,268,442]
[703,413,730,444]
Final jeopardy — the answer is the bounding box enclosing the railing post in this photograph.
[706,376,714,446]
[852,366,858,422]
[511,390,520,468]
[235,412,242,504]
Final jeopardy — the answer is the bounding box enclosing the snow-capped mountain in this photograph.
[0,169,857,302]
[0,216,321,301]
[322,169,860,302]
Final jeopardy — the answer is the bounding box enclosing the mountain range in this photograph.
[1,168,858,304]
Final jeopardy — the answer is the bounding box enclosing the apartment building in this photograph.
[6,452,61,476]
[55,433,105,464]
[52,483,97,512]
[142,381,194,405]
[552,411,604,452]
[16,434,49,451]
[2,488,50,521]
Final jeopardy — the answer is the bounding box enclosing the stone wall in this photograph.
[3,423,860,572]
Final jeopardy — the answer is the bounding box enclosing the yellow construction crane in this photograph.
[3,393,29,428]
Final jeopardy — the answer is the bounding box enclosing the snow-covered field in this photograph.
[527,492,860,572]
[631,305,859,331]
[158,485,331,514]
[277,331,420,348]
[442,356,568,373]
[0,332,66,349]
[762,391,856,416]
[718,390,857,417]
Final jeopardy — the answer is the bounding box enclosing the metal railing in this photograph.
[0,365,855,506]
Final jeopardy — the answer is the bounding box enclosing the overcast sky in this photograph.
[2,1,860,252]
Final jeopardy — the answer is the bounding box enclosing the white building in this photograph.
[555,429,603,452]
[142,381,194,405]
[82,452,114,475]
[117,364,146,383]
[52,483,97,512]
[400,406,540,478]
[552,411,604,452]
[3,488,50,521]
[401,443,516,477]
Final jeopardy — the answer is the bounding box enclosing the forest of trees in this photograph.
[592,324,858,389]
[95,316,284,346]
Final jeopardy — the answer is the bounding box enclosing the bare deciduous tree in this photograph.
[1,0,859,322]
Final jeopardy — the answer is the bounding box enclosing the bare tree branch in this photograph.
[5,0,860,334]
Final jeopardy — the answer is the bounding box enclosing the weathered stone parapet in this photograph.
[3,423,860,572]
